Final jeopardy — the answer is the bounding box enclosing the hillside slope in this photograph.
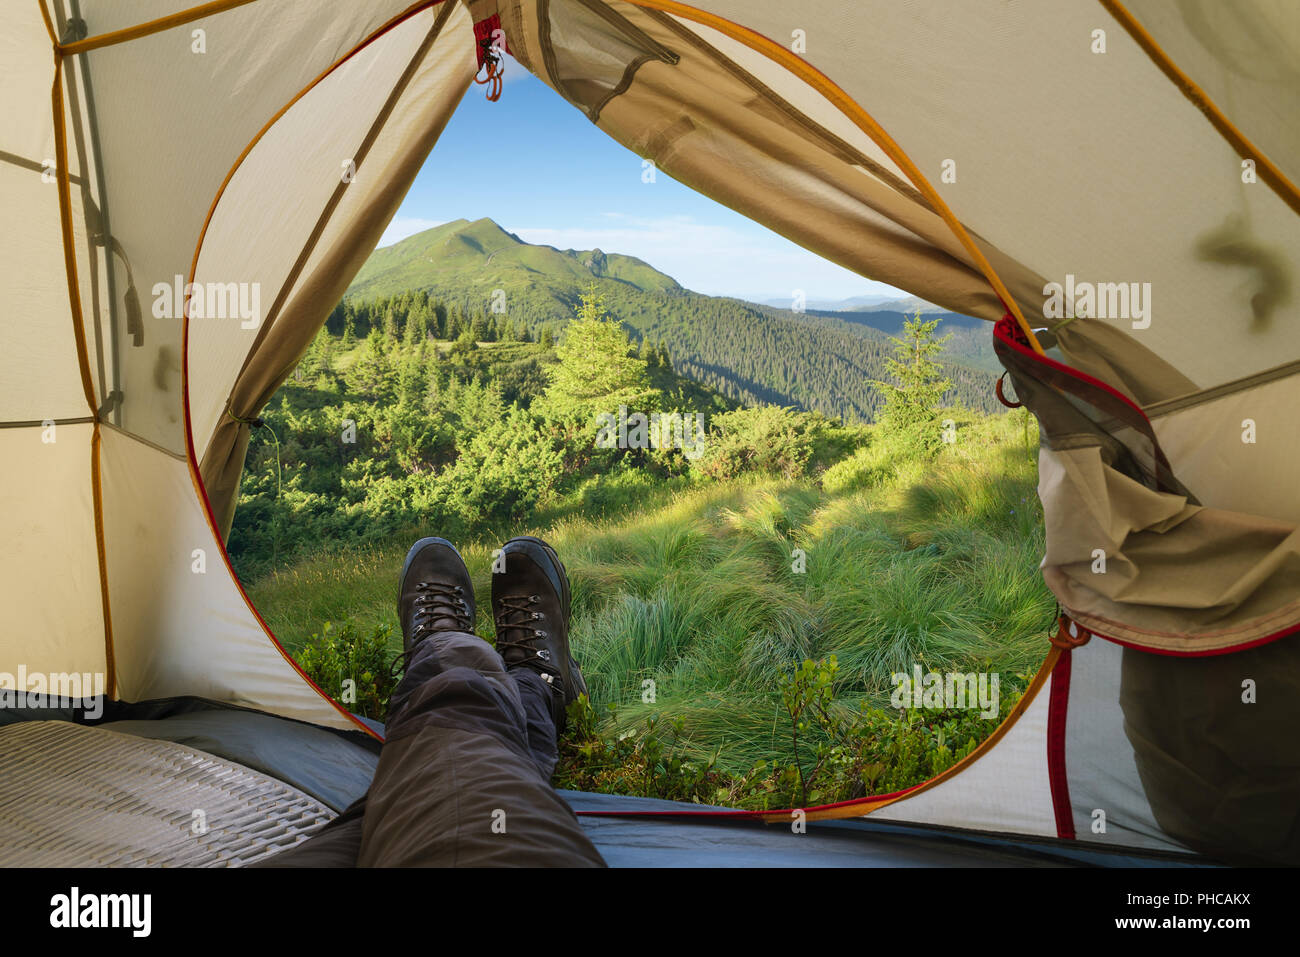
[350,217,681,304]
[343,218,1004,420]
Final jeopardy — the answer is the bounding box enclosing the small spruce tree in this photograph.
[545,288,653,420]
[870,309,952,453]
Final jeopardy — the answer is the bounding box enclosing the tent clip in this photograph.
[475,36,505,102]
[1050,615,1091,650]
[227,407,265,429]
[995,371,1023,408]
[97,390,122,419]
[59,19,88,45]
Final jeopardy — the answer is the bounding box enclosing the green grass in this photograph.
[246,409,1052,777]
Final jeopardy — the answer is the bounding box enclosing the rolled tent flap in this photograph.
[1037,444,1300,653]
[499,0,1047,322]
[997,315,1300,654]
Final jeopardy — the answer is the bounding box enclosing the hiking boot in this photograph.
[397,537,475,654]
[491,537,587,732]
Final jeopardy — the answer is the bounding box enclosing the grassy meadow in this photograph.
[247,407,1053,783]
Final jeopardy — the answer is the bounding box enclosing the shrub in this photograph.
[294,620,397,721]
[556,656,1023,810]
[690,406,853,482]
[436,407,563,522]
[554,696,726,802]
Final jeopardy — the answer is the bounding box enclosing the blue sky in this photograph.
[379,56,902,303]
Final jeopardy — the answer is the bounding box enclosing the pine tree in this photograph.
[544,289,653,419]
[403,305,425,347]
[397,338,427,407]
[346,329,396,400]
[470,311,490,342]
[312,331,335,379]
[870,309,952,451]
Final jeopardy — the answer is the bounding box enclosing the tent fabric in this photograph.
[2,0,1297,864]
[1113,0,1300,204]
[100,425,364,728]
[193,1,478,537]
[498,0,1048,324]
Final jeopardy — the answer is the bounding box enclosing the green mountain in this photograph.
[349,217,681,304]
[342,218,1004,421]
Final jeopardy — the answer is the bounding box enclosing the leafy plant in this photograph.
[294,619,397,721]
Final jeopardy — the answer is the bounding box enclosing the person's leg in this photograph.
[512,668,562,779]
[263,535,602,868]
[257,650,573,868]
[253,797,366,867]
[355,629,602,866]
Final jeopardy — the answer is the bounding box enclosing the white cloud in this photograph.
[377,217,446,249]
[507,214,901,301]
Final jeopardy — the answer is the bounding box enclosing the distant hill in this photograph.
[344,218,1003,421]
[350,217,681,304]
[757,293,947,314]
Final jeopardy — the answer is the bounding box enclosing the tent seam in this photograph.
[52,52,117,698]
[623,0,1045,355]
[1046,650,1075,839]
[180,1,458,742]
[1099,0,1300,219]
[57,0,261,55]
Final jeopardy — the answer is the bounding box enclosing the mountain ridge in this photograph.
[343,217,1004,421]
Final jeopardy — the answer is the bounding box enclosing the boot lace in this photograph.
[390,581,472,680]
[494,594,560,680]
[413,581,472,638]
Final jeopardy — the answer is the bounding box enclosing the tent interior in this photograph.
[2,0,1297,866]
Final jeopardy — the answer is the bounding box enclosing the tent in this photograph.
[2,0,1296,866]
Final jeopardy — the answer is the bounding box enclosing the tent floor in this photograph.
[561,792,1209,868]
[0,699,1209,867]
[0,720,333,866]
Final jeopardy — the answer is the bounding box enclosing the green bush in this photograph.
[556,655,1023,810]
[555,696,726,803]
[436,407,563,522]
[690,405,857,482]
[294,620,397,721]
